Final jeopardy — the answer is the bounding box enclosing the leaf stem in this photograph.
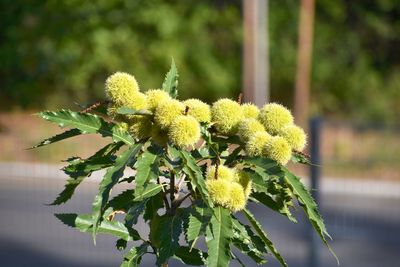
[214,154,220,180]
[176,174,185,189]
[157,176,170,211]
[170,171,175,203]
[237,93,243,104]
[173,192,192,208]
[169,171,176,215]
[81,100,110,113]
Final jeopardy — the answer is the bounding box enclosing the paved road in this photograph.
[1,174,399,267]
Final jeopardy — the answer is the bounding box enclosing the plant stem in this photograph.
[157,176,170,211]
[173,192,192,208]
[176,174,185,189]
[169,171,176,215]
[81,100,110,113]
[237,92,243,104]
[214,154,220,180]
[170,171,175,203]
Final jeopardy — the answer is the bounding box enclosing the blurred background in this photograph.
[0,0,399,266]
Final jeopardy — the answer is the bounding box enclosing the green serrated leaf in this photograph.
[174,247,206,266]
[243,208,287,267]
[291,151,311,165]
[134,183,163,202]
[282,168,339,264]
[233,221,265,252]
[251,192,297,223]
[55,213,139,241]
[31,128,82,149]
[38,109,135,145]
[116,238,127,251]
[242,157,282,177]
[243,168,297,222]
[191,147,211,160]
[117,107,152,116]
[231,217,267,265]
[51,142,123,205]
[143,193,164,222]
[118,176,135,184]
[243,168,270,193]
[186,205,211,249]
[213,135,242,146]
[164,145,183,171]
[125,200,148,227]
[223,145,243,166]
[155,213,184,265]
[120,243,149,267]
[134,147,160,198]
[92,143,143,241]
[107,189,135,211]
[178,149,213,208]
[206,206,232,267]
[162,58,178,98]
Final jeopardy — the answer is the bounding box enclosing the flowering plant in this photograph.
[34,60,336,266]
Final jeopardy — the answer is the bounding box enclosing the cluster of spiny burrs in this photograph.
[104,71,307,213]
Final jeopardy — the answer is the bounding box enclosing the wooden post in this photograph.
[242,0,269,107]
[294,0,315,128]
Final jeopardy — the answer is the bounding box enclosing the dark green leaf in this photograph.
[251,192,297,223]
[38,109,135,145]
[174,247,206,266]
[231,217,267,265]
[134,184,163,202]
[92,143,143,240]
[243,168,270,193]
[282,168,338,263]
[242,157,282,177]
[134,147,160,198]
[178,149,213,208]
[125,200,148,228]
[162,58,178,98]
[107,189,135,211]
[291,151,311,165]
[224,145,243,166]
[31,128,82,149]
[155,213,184,265]
[55,213,139,241]
[186,205,212,249]
[51,142,123,205]
[164,145,183,171]
[63,142,123,176]
[283,169,326,232]
[206,206,232,267]
[120,243,149,267]
[116,239,127,251]
[243,208,287,267]
[243,168,296,222]
[118,176,136,184]
[143,193,164,222]
[167,144,181,159]
[191,147,210,160]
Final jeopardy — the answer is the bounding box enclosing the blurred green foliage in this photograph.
[0,0,242,109]
[1,0,399,124]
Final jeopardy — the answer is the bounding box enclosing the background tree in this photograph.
[1,0,399,124]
